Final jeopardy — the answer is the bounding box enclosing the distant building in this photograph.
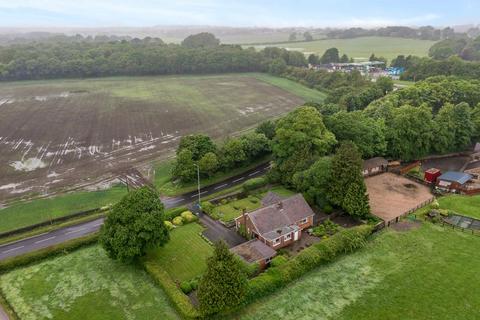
[363,157,388,177]
[436,171,473,192]
[235,194,314,250]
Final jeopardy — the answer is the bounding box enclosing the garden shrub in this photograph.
[242,177,268,192]
[164,206,188,221]
[248,196,259,204]
[200,201,214,215]
[164,220,175,231]
[312,219,339,237]
[220,199,228,205]
[181,211,197,223]
[172,216,184,226]
[180,281,193,294]
[431,199,440,210]
[270,255,288,267]
[323,204,333,214]
[244,225,373,304]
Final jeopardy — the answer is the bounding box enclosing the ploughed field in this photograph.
[0,74,306,202]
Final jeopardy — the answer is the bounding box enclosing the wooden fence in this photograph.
[386,196,435,227]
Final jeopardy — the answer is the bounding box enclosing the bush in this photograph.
[431,199,440,210]
[180,281,193,294]
[245,225,373,304]
[312,219,339,237]
[248,196,259,204]
[270,255,288,267]
[164,220,175,231]
[164,206,188,221]
[201,201,214,215]
[172,216,184,226]
[180,211,197,223]
[323,204,333,214]
[220,199,228,205]
[242,177,268,192]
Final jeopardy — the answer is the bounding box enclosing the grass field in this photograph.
[144,223,213,283]
[213,196,262,222]
[253,36,437,62]
[0,73,319,202]
[239,222,480,320]
[0,185,126,233]
[438,194,480,219]
[0,245,179,320]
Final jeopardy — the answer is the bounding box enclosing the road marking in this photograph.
[0,232,50,248]
[2,246,24,254]
[168,198,184,203]
[92,223,103,227]
[65,227,87,235]
[34,236,56,244]
[214,183,228,190]
[190,191,207,198]
[248,170,261,176]
[232,177,244,183]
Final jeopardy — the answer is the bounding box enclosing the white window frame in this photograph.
[300,217,308,224]
[284,233,292,241]
[272,237,281,246]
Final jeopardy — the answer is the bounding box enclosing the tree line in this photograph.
[325,26,460,41]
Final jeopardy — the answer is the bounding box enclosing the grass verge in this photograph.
[437,194,480,219]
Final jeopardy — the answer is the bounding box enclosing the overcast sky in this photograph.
[0,0,478,28]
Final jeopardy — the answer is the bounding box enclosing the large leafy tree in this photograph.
[325,111,386,158]
[177,134,216,161]
[100,187,169,262]
[240,132,270,160]
[181,32,220,48]
[320,47,340,64]
[197,241,247,316]
[272,106,336,185]
[198,152,219,177]
[219,137,246,169]
[172,149,196,182]
[386,105,434,161]
[293,157,332,207]
[255,120,276,140]
[327,141,369,216]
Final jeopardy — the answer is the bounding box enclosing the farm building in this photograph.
[363,157,388,177]
[436,171,473,192]
[424,168,441,184]
[235,194,314,250]
[230,239,277,270]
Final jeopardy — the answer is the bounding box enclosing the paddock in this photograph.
[365,173,434,223]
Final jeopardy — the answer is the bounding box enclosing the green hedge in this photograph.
[164,206,188,221]
[244,225,373,303]
[242,177,268,192]
[0,233,99,273]
[143,260,200,319]
[0,291,18,320]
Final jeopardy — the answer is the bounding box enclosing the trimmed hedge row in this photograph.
[242,177,268,192]
[143,260,200,319]
[0,233,99,273]
[164,206,188,221]
[244,225,373,303]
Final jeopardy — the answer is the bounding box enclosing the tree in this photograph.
[272,106,336,185]
[472,103,480,141]
[320,47,340,64]
[197,241,247,315]
[386,105,434,161]
[199,152,219,177]
[240,132,270,159]
[308,53,319,65]
[219,137,246,169]
[375,76,394,95]
[288,32,297,42]
[342,182,370,219]
[340,53,349,63]
[293,157,332,207]
[172,149,196,182]
[327,141,363,207]
[325,111,386,158]
[268,58,287,75]
[177,134,216,161]
[100,187,169,262]
[303,31,314,41]
[256,120,276,140]
[181,32,220,48]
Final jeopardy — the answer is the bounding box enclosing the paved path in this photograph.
[0,304,9,320]
[194,209,245,248]
[0,162,270,261]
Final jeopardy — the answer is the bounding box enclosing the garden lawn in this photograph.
[213,196,261,222]
[259,185,296,198]
[0,185,127,233]
[144,223,213,283]
[238,222,480,320]
[0,245,179,320]
[438,194,480,219]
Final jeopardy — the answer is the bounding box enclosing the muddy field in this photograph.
[0,75,304,202]
[365,173,433,222]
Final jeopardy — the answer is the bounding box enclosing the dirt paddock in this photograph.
[365,173,433,223]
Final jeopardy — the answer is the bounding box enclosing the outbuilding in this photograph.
[230,239,277,270]
[424,168,441,184]
[363,157,388,177]
[436,171,473,192]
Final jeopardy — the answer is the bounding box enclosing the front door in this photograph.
[294,230,299,241]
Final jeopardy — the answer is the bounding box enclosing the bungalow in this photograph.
[436,171,473,192]
[230,239,277,270]
[363,157,388,177]
[235,194,314,250]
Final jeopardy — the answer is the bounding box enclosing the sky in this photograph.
[0,0,479,28]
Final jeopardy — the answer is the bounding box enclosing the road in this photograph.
[0,162,270,261]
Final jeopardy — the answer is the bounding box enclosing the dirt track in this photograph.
[0,75,303,202]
